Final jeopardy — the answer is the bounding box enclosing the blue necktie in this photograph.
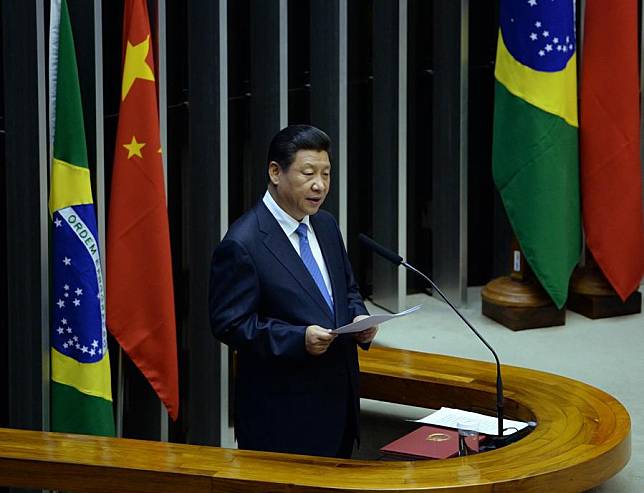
[296,223,334,311]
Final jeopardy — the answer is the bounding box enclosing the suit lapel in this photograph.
[255,202,334,322]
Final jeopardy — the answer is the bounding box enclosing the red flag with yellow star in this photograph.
[107,0,179,420]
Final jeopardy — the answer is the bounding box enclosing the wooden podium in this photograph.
[0,347,630,492]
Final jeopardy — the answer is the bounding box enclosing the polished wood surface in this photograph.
[0,347,630,492]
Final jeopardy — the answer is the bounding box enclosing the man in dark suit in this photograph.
[209,125,377,458]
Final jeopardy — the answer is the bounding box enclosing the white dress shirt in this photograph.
[263,191,334,300]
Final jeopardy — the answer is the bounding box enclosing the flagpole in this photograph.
[94,0,106,295]
[38,0,50,433]
[218,0,235,448]
[579,0,586,264]
[158,0,169,443]
[279,0,288,128]
[339,0,348,242]
[92,0,124,439]
[117,348,124,437]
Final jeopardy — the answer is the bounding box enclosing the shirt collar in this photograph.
[263,190,310,237]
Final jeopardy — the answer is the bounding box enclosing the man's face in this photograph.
[269,149,331,221]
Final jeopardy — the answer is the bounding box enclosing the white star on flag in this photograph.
[75,343,80,349]
[553,37,559,44]
[535,21,542,27]
[64,293,69,298]
[64,285,69,290]
[538,50,545,56]
[557,45,562,51]
[92,340,99,348]
[75,288,83,296]
[89,349,96,356]
[530,33,538,41]
[61,318,67,324]
[545,44,552,52]
[57,299,65,308]
[73,299,80,307]
[73,336,79,342]
[528,0,537,5]
[63,343,68,349]
[81,346,88,353]
[66,327,72,333]
[68,339,73,345]
[542,31,549,37]
[57,327,64,334]
[63,257,71,266]
[568,44,573,50]
[54,218,62,227]
[563,46,568,52]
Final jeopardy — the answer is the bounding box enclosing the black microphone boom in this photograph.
[359,234,505,437]
[358,233,403,265]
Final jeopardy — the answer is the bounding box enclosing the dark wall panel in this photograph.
[467,1,500,285]
[371,0,401,311]
[2,0,44,434]
[288,0,311,125]
[0,0,7,433]
[186,0,222,446]
[248,0,282,209]
[431,0,465,300]
[407,0,434,292]
[347,0,373,296]
[310,0,339,220]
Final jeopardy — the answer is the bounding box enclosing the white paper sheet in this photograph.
[415,407,529,436]
[332,304,422,334]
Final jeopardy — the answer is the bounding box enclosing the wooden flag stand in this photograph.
[481,239,565,330]
[568,252,642,319]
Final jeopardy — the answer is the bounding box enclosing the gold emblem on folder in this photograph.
[426,433,450,442]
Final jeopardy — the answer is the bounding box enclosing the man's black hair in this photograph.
[267,125,331,179]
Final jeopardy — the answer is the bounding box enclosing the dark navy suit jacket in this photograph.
[209,200,368,457]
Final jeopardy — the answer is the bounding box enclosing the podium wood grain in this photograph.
[0,347,630,492]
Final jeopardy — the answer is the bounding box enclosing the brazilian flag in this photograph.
[49,0,114,435]
[493,0,581,308]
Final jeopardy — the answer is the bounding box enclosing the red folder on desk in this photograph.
[380,425,479,459]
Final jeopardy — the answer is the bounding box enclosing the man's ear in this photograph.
[268,161,281,185]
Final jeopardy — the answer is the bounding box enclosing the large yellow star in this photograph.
[121,35,155,101]
[123,136,146,159]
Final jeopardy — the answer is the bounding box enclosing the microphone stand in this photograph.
[401,261,504,437]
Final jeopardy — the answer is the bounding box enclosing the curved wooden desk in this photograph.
[0,347,630,492]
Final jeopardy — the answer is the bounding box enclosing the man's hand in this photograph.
[305,325,337,355]
[352,315,378,344]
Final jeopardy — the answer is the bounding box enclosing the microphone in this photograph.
[359,233,506,438]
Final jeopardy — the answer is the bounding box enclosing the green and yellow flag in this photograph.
[493,0,581,308]
[48,0,114,435]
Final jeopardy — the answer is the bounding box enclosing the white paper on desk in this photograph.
[332,304,422,334]
[415,407,529,436]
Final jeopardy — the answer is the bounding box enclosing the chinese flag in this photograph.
[107,0,179,420]
[580,0,644,300]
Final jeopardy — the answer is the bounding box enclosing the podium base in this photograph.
[481,276,565,331]
[568,291,641,319]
